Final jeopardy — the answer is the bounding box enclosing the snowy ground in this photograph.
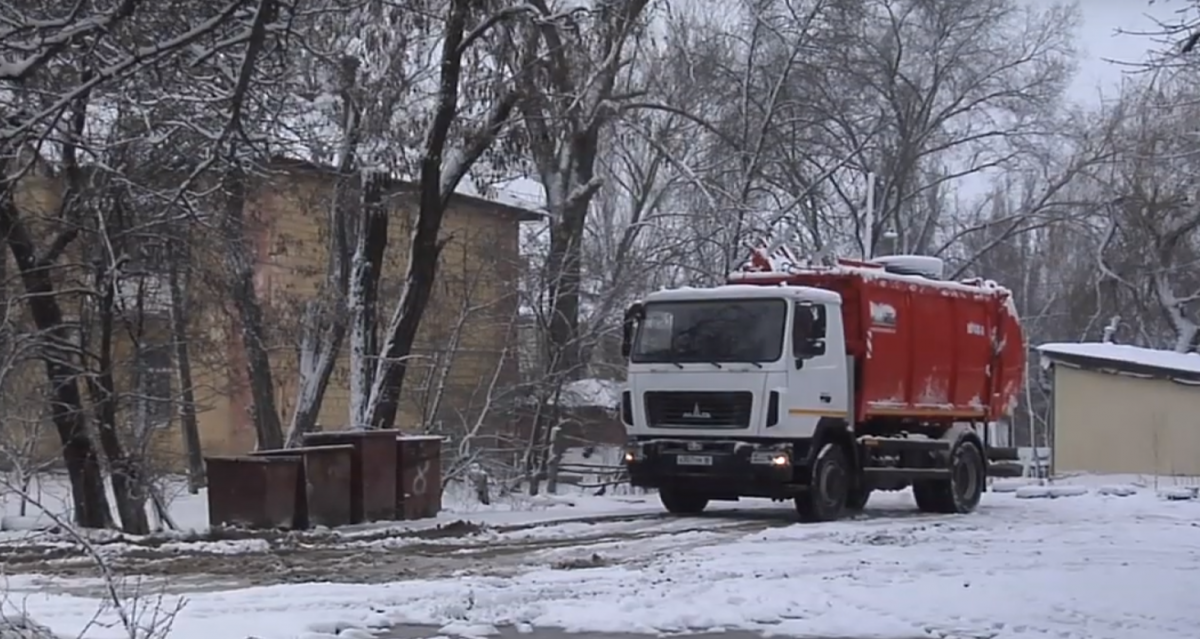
[1,474,1198,639]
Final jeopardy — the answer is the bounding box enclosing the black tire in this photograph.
[659,488,709,515]
[912,479,940,512]
[795,444,850,522]
[914,439,986,514]
[846,483,872,511]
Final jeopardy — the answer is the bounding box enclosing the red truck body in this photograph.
[730,257,1025,425]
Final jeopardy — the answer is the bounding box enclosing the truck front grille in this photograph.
[643,391,753,429]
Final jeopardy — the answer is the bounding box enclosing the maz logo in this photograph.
[683,403,712,419]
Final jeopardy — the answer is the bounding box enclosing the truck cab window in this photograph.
[793,304,827,359]
[630,299,787,364]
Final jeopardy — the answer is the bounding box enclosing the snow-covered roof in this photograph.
[268,156,543,221]
[644,284,842,305]
[1037,342,1200,378]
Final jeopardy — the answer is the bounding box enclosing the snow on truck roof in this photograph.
[643,284,843,305]
[727,250,1020,321]
[730,261,1011,297]
[1037,342,1200,378]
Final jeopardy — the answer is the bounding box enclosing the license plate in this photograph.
[676,455,713,466]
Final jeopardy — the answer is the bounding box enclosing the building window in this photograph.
[134,343,173,429]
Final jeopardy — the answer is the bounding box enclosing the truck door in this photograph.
[784,302,849,436]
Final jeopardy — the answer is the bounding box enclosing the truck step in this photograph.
[986,447,1020,462]
[863,467,950,480]
[987,462,1024,478]
[858,436,951,453]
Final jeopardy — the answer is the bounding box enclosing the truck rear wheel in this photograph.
[659,488,709,515]
[914,439,985,514]
[795,443,849,522]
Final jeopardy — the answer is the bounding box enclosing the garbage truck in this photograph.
[619,249,1025,522]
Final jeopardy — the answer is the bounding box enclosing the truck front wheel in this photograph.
[795,443,849,522]
[659,488,709,515]
[914,439,985,514]
[846,483,871,511]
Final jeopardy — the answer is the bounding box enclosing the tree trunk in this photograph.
[167,234,206,490]
[221,163,284,450]
[286,154,356,444]
[348,172,389,429]
[285,299,345,446]
[363,0,473,432]
[0,199,111,529]
[86,261,149,534]
[544,205,587,381]
[365,201,447,431]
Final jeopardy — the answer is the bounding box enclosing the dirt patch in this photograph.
[0,504,829,599]
[1,512,792,593]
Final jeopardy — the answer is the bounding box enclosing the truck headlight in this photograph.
[750,451,790,466]
[624,446,643,463]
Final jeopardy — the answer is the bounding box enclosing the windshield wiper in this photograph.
[706,361,723,369]
[639,349,684,368]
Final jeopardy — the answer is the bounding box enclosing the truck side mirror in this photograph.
[621,303,644,359]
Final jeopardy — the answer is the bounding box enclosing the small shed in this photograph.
[1037,342,1200,476]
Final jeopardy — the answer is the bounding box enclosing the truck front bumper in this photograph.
[623,439,797,499]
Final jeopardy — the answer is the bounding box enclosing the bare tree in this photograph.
[808,0,1078,256]
[1,0,277,525]
[1090,73,1200,352]
[358,0,532,431]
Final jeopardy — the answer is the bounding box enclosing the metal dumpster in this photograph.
[302,430,400,523]
[250,444,355,528]
[205,455,301,530]
[397,435,444,520]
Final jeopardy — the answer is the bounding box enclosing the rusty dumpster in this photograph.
[205,455,301,530]
[250,444,355,529]
[397,435,444,520]
[302,430,400,523]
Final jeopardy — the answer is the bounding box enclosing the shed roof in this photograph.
[1037,342,1200,384]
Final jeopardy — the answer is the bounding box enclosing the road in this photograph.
[2,505,810,596]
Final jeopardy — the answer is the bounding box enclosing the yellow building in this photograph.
[1038,342,1200,477]
[4,157,539,471]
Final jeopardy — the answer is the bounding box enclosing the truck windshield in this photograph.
[631,299,786,364]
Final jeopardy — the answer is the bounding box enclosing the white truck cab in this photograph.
[622,284,851,441]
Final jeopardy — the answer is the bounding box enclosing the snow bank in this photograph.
[1159,486,1198,501]
[990,478,1040,493]
[1014,484,1089,499]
